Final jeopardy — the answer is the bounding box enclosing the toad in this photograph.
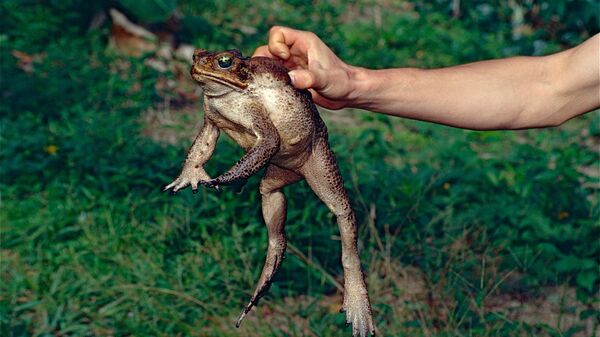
[164,49,375,336]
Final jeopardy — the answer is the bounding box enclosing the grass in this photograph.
[1,1,599,336]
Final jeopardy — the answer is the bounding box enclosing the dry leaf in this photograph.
[108,8,157,56]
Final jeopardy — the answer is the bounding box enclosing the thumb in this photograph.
[288,69,314,89]
[288,67,328,91]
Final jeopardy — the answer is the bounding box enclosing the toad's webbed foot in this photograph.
[235,165,302,328]
[341,279,375,337]
[235,239,286,327]
[300,138,376,336]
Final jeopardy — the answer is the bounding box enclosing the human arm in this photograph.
[254,26,599,130]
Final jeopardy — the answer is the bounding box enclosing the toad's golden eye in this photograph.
[217,55,233,68]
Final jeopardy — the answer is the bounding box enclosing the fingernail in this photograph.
[288,71,295,84]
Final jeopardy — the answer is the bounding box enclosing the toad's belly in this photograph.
[206,88,319,170]
[222,125,314,170]
[222,128,257,151]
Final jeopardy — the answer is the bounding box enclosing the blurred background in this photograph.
[1,1,599,336]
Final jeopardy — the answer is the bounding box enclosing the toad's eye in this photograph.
[217,55,233,68]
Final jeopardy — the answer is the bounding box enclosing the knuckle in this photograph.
[306,31,318,40]
[269,26,282,34]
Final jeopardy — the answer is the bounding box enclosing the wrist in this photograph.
[345,66,422,115]
[345,65,379,110]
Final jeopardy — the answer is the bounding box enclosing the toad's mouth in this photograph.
[191,67,248,90]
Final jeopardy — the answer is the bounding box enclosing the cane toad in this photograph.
[164,49,375,337]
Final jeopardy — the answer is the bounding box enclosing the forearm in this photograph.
[348,34,599,130]
[184,118,219,167]
[349,60,550,130]
[164,117,220,193]
[212,111,280,186]
[213,136,280,185]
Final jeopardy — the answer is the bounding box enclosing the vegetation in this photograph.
[1,1,598,336]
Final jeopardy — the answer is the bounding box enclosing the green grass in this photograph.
[1,1,599,336]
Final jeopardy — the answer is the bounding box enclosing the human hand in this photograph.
[253,26,361,110]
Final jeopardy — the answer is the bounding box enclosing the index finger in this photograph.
[252,45,274,58]
[268,26,305,60]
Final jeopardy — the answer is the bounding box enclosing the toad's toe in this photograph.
[342,292,375,337]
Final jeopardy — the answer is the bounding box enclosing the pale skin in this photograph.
[254,27,600,130]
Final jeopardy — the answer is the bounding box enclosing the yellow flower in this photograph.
[443,182,451,190]
[45,144,58,155]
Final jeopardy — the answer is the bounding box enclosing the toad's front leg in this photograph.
[236,164,302,327]
[300,138,375,337]
[202,105,280,190]
[164,116,219,193]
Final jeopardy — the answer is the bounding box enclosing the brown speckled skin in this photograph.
[164,49,375,336]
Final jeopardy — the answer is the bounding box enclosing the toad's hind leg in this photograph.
[236,164,302,328]
[300,138,375,337]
